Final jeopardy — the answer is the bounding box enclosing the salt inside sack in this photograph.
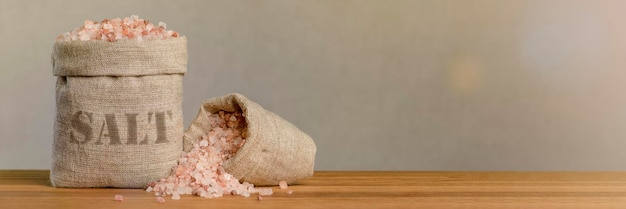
[56,15,179,42]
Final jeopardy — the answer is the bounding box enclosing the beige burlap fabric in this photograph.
[184,93,316,186]
[51,37,187,188]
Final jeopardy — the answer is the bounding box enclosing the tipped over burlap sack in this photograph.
[184,93,316,185]
[51,37,187,188]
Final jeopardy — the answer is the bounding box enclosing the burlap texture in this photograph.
[51,37,187,188]
[183,93,316,186]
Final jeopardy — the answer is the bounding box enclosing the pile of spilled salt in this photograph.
[147,111,274,200]
[56,15,179,42]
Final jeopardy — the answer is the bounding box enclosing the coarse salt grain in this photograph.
[257,195,263,201]
[278,181,288,190]
[114,194,124,202]
[257,188,273,196]
[147,111,274,200]
[286,190,293,195]
[56,15,179,42]
[199,139,209,147]
[156,197,165,203]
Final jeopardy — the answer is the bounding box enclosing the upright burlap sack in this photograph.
[51,37,187,188]
[184,93,316,185]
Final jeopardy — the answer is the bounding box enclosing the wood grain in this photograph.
[2,171,626,209]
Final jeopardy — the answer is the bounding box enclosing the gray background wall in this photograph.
[2,0,626,170]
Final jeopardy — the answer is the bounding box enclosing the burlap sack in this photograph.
[184,93,316,185]
[51,37,187,188]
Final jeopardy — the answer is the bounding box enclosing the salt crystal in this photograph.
[279,181,288,190]
[286,190,293,195]
[175,165,186,175]
[242,191,250,197]
[257,195,263,201]
[199,139,208,147]
[209,136,217,144]
[156,197,165,203]
[256,188,273,196]
[114,32,123,40]
[146,186,153,192]
[172,194,180,200]
[114,194,124,202]
[146,23,154,31]
[79,33,90,41]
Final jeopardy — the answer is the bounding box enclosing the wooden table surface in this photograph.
[2,171,626,209]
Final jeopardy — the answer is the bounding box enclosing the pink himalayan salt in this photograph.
[257,195,263,201]
[147,111,273,199]
[114,194,124,202]
[256,188,273,196]
[56,15,179,42]
[286,190,293,195]
[278,181,288,190]
[156,197,165,203]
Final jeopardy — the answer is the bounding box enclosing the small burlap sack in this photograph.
[51,37,187,188]
[184,93,316,185]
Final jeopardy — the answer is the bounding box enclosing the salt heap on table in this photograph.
[147,111,273,199]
